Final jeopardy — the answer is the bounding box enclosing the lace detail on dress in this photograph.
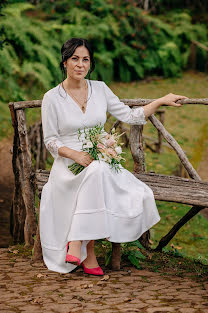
[127,107,147,125]
[46,139,60,158]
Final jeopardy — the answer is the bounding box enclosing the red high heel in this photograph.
[82,263,104,276]
[65,241,81,266]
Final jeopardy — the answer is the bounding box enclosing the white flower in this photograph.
[86,141,93,148]
[115,146,122,154]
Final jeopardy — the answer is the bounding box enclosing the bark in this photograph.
[28,121,47,170]
[9,103,26,243]
[33,201,43,261]
[111,243,121,270]
[10,98,208,110]
[129,123,150,249]
[14,109,37,246]
[129,125,146,173]
[133,173,208,207]
[155,110,165,153]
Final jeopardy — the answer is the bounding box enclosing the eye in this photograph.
[72,57,78,60]
[84,58,89,62]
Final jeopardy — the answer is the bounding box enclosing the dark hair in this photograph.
[59,38,95,99]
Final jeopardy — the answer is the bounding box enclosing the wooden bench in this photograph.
[8,97,208,269]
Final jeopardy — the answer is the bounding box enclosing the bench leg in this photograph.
[111,242,121,270]
[33,202,43,261]
[139,230,151,250]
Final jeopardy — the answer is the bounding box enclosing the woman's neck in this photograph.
[63,77,86,90]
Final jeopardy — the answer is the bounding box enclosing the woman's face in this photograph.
[64,46,91,81]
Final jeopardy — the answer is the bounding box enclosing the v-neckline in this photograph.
[60,79,90,115]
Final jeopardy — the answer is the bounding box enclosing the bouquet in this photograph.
[68,124,126,175]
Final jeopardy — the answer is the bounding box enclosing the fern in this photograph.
[1,0,207,103]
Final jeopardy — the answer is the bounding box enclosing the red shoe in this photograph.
[82,263,104,276]
[65,241,81,266]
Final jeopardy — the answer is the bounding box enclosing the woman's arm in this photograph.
[58,146,79,160]
[103,82,188,125]
[142,93,188,119]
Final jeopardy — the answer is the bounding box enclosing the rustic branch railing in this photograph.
[8,97,208,270]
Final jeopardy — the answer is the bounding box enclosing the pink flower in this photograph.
[106,138,116,147]
[97,143,105,150]
[97,143,105,153]
[105,134,111,139]
[107,147,117,158]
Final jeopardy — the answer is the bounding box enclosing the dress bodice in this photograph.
[41,79,147,158]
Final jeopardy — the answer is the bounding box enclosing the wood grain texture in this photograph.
[10,98,208,110]
[36,170,208,207]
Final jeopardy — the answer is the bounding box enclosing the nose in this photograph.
[77,59,84,67]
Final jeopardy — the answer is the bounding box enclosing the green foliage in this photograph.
[1,0,207,103]
[121,240,146,269]
[0,2,62,102]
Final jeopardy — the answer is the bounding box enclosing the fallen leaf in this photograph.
[88,284,93,288]
[13,250,19,254]
[96,281,104,286]
[33,297,42,303]
[148,254,153,260]
[149,239,153,244]
[175,246,183,250]
[101,275,109,281]
[36,273,45,278]
[124,297,132,302]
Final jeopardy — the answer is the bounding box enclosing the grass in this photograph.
[150,201,208,262]
[2,69,208,264]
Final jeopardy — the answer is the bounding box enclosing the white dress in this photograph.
[39,79,161,273]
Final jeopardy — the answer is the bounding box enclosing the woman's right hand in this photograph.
[73,151,94,167]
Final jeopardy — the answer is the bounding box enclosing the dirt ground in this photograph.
[0,247,208,313]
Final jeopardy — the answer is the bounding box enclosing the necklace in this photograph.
[66,80,88,113]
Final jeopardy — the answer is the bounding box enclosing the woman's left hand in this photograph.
[159,93,188,107]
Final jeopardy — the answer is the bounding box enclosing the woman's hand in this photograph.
[159,93,188,107]
[73,151,94,167]
[143,93,189,118]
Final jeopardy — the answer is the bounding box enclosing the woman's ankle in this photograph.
[67,240,82,257]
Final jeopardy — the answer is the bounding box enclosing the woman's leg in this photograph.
[67,240,99,268]
[82,240,99,268]
[67,240,82,260]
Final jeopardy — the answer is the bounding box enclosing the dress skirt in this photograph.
[39,156,161,274]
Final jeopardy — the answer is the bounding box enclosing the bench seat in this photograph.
[35,169,208,207]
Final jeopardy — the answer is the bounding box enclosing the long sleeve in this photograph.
[103,82,147,125]
[41,93,65,159]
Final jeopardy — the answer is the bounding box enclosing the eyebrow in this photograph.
[73,55,90,58]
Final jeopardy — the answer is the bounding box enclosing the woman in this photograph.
[40,38,187,275]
